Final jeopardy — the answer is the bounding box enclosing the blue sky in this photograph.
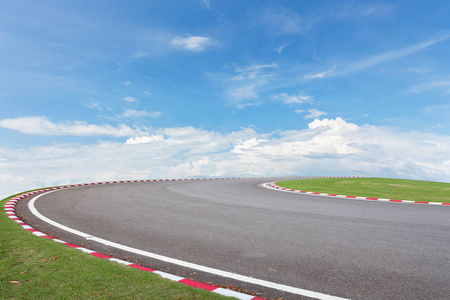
[1,0,450,197]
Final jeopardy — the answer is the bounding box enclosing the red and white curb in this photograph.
[5,178,293,300]
[268,182,450,206]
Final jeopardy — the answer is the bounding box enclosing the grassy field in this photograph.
[1,192,234,300]
[276,177,450,203]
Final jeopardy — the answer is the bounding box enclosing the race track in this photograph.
[17,178,450,300]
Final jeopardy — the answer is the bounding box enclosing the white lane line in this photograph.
[29,189,349,300]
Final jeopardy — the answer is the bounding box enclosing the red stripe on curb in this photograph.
[366,197,378,200]
[129,264,156,272]
[178,279,219,291]
[90,252,112,259]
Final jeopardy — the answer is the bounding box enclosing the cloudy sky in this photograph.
[1,0,450,198]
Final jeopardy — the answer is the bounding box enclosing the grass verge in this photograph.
[276,177,450,203]
[1,192,234,300]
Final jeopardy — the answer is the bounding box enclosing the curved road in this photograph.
[17,179,450,300]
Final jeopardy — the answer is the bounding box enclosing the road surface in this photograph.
[17,179,450,299]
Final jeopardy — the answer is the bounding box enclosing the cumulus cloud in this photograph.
[0,116,144,137]
[171,36,217,51]
[1,118,450,199]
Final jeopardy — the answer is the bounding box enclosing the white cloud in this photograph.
[131,52,148,59]
[1,118,450,199]
[171,36,217,51]
[121,109,161,118]
[271,93,314,105]
[422,104,450,120]
[124,96,137,102]
[407,67,429,74]
[126,135,165,145]
[226,64,278,106]
[306,33,450,79]
[407,80,450,94]
[273,42,292,54]
[308,117,357,130]
[87,103,102,110]
[297,108,328,119]
[235,64,278,73]
[226,85,258,105]
[1,173,26,185]
[124,81,131,86]
[259,7,307,35]
[305,67,336,79]
[232,138,268,154]
[359,5,392,16]
[202,0,210,9]
[0,116,144,137]
[337,4,393,17]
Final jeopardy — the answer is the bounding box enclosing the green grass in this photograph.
[1,192,235,299]
[276,177,450,203]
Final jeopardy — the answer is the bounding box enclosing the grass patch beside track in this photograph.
[276,177,450,203]
[1,192,233,300]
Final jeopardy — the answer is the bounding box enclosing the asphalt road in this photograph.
[17,179,450,300]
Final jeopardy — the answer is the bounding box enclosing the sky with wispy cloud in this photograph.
[1,0,450,198]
